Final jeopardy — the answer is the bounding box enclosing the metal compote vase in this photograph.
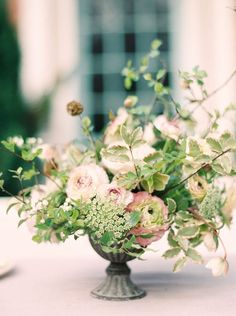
[89,237,146,301]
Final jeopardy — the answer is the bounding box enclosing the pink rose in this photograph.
[99,183,133,206]
[154,115,181,141]
[127,192,168,247]
[66,164,109,201]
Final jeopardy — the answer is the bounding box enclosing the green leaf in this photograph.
[32,235,42,243]
[168,229,179,247]
[100,231,114,246]
[124,235,136,249]
[154,82,164,94]
[21,149,41,161]
[153,172,169,191]
[18,218,28,227]
[143,73,152,81]
[130,127,143,147]
[151,39,162,50]
[144,152,163,164]
[6,202,19,214]
[129,211,141,227]
[167,198,176,213]
[212,163,227,175]
[173,257,187,273]
[206,138,222,153]
[176,211,193,221]
[163,247,181,259]
[186,248,203,264]
[178,226,199,239]
[120,125,131,145]
[116,172,138,190]
[22,169,40,181]
[188,139,201,157]
[101,148,130,163]
[124,77,132,90]
[0,179,4,189]
[220,155,232,174]
[156,69,167,81]
[1,140,15,152]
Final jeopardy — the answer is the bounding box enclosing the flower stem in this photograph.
[129,146,141,190]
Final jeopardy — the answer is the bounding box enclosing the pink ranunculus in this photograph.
[100,183,134,206]
[66,164,109,201]
[126,191,168,247]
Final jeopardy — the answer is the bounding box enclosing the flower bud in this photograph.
[123,96,138,108]
[206,257,229,277]
[67,100,84,116]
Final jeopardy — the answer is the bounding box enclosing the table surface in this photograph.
[1,198,236,316]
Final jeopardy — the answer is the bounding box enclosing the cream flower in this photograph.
[206,257,229,277]
[101,141,155,175]
[99,182,133,206]
[66,164,109,201]
[154,115,181,141]
[188,175,209,202]
[104,108,129,144]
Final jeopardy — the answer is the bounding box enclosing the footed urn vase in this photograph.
[89,237,146,301]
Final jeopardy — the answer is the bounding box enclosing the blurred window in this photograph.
[79,0,171,132]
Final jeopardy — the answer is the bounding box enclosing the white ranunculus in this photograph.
[206,257,229,277]
[99,182,133,206]
[104,108,129,145]
[143,123,156,145]
[101,141,155,175]
[66,164,109,201]
[153,115,181,141]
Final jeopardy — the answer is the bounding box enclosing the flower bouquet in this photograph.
[1,39,236,300]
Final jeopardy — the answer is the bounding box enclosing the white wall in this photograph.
[18,0,80,143]
[170,0,236,132]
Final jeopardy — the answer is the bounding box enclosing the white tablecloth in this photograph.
[1,198,236,316]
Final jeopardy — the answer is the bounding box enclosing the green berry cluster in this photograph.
[84,196,132,240]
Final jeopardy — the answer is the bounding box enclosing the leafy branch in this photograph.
[164,148,231,194]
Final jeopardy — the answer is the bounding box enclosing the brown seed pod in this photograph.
[43,159,58,177]
[67,100,84,116]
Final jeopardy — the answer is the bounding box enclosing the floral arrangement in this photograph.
[1,39,236,277]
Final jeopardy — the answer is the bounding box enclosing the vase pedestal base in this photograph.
[91,262,146,301]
